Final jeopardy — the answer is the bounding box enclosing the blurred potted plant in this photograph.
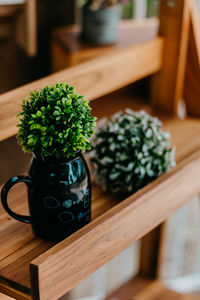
[81,0,130,45]
[1,83,96,241]
[89,109,175,197]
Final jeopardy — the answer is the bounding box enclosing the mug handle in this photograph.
[1,176,32,224]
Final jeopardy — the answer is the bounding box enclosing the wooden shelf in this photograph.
[1,93,200,299]
[51,18,158,71]
[105,276,199,300]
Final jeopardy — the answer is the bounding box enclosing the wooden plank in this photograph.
[0,189,110,292]
[0,179,108,291]
[105,277,200,300]
[139,224,166,278]
[0,4,22,18]
[131,280,199,300]
[0,283,31,300]
[151,0,190,114]
[15,0,37,57]
[105,276,154,300]
[0,38,164,142]
[51,18,158,71]
[0,240,54,291]
[0,93,200,297]
[1,94,200,297]
[30,149,200,300]
[61,0,76,26]
[0,292,14,300]
[184,0,200,117]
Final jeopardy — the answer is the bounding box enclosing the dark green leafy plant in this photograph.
[88,109,176,196]
[17,83,96,160]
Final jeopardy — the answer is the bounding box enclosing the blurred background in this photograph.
[1,1,200,299]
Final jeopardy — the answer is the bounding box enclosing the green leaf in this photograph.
[41,107,46,112]
[36,111,42,117]
[53,110,60,116]
[28,138,33,144]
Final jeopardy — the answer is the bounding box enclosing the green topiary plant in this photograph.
[17,83,96,160]
[88,109,176,196]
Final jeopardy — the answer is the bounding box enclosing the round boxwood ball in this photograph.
[89,109,176,196]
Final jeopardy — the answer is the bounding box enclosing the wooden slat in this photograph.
[105,277,199,300]
[0,283,31,300]
[0,179,110,292]
[184,0,200,117]
[1,94,200,298]
[105,276,154,300]
[0,291,13,300]
[15,0,37,57]
[131,280,199,300]
[0,4,22,18]
[30,148,200,299]
[51,18,158,71]
[0,38,164,141]
[139,224,166,278]
[151,0,190,114]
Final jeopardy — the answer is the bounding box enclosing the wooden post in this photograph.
[151,0,190,114]
[59,0,77,25]
[184,0,200,117]
[139,224,166,278]
[144,0,200,282]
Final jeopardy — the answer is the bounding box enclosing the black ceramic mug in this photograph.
[1,151,91,241]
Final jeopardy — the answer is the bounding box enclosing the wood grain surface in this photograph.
[105,276,199,300]
[29,94,200,300]
[15,0,37,57]
[0,283,31,300]
[151,0,190,114]
[30,149,200,300]
[1,94,200,299]
[139,224,166,279]
[0,38,163,142]
[0,291,14,300]
[51,18,158,71]
[184,0,200,117]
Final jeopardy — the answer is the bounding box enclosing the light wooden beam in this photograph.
[151,0,190,114]
[30,149,200,300]
[0,38,164,142]
[184,0,200,117]
[15,0,37,57]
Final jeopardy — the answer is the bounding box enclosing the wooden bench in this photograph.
[0,0,200,299]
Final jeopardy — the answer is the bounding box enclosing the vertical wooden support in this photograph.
[139,224,166,278]
[184,0,200,117]
[143,0,200,281]
[60,0,77,25]
[15,0,37,57]
[151,0,190,114]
